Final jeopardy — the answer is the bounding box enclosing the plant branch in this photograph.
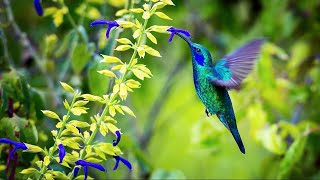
[37,94,78,180]
[68,1,153,178]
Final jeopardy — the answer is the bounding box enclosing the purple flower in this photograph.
[73,167,80,177]
[167,27,191,42]
[33,0,43,16]
[113,156,132,171]
[90,20,119,38]
[58,144,66,163]
[75,160,106,180]
[113,130,121,146]
[0,138,28,159]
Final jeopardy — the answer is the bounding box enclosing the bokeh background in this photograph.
[1,0,320,179]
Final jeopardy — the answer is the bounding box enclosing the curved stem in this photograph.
[37,94,77,180]
[59,1,87,43]
[68,1,153,178]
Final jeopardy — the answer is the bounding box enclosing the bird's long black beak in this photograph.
[175,32,193,47]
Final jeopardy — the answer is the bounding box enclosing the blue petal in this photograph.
[167,27,191,42]
[76,127,81,133]
[86,162,106,172]
[113,156,132,171]
[0,138,28,159]
[113,157,120,170]
[0,138,19,146]
[168,33,175,42]
[75,160,106,171]
[58,144,66,163]
[113,130,121,146]
[90,20,119,39]
[83,166,88,180]
[90,20,119,27]
[9,147,18,159]
[73,167,80,177]
[33,0,43,16]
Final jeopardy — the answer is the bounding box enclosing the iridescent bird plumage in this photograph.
[168,28,265,154]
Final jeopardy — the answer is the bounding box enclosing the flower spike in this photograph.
[75,160,106,180]
[0,138,28,159]
[33,0,43,16]
[167,27,191,42]
[113,130,121,146]
[113,156,132,171]
[58,144,66,163]
[90,20,119,38]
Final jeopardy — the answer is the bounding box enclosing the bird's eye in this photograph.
[196,48,201,53]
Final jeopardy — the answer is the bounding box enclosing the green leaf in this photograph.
[77,25,89,43]
[277,135,307,179]
[115,45,132,51]
[25,144,43,153]
[97,70,116,77]
[142,45,161,57]
[69,120,90,128]
[50,170,70,180]
[93,147,106,160]
[121,105,136,117]
[0,117,19,139]
[60,82,75,93]
[20,168,38,175]
[21,123,39,145]
[98,143,122,156]
[30,90,45,121]
[41,110,60,120]
[71,107,88,116]
[84,157,103,163]
[55,30,77,57]
[81,94,103,102]
[116,38,132,45]
[44,156,50,166]
[62,139,80,149]
[258,124,286,154]
[88,56,109,96]
[73,100,89,107]
[146,32,157,44]
[99,122,108,136]
[71,43,93,74]
[75,175,93,180]
[154,12,172,20]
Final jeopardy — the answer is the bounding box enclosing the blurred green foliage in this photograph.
[1,0,320,179]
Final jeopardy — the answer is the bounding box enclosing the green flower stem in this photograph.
[58,0,86,43]
[69,1,153,178]
[37,94,78,180]
[57,1,86,81]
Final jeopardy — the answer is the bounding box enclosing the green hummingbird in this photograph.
[168,27,265,154]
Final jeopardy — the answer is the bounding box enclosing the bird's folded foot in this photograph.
[205,109,212,117]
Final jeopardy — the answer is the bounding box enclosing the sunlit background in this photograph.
[1,0,320,179]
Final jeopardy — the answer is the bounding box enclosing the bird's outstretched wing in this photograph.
[209,39,265,89]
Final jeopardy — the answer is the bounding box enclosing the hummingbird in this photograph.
[168,28,265,154]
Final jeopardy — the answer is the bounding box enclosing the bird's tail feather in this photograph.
[217,113,245,154]
[229,127,245,154]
